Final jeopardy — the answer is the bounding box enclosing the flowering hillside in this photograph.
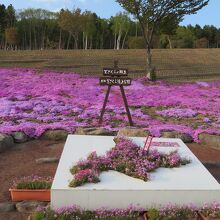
[0,68,219,141]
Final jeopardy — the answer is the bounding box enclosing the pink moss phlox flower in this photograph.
[70,137,190,187]
[156,108,197,118]
[0,68,219,142]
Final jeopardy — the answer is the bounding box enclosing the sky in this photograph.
[1,0,220,28]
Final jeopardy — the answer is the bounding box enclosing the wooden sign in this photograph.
[100,77,131,86]
[99,60,133,126]
[103,68,128,76]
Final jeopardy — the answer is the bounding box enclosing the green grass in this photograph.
[0,49,220,81]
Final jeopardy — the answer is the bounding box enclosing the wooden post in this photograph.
[115,60,133,126]
[120,85,133,126]
[114,60,118,69]
[99,85,111,124]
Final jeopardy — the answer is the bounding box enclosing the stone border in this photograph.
[0,201,49,214]
[0,128,219,153]
[203,162,220,168]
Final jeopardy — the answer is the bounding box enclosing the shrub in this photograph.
[11,175,53,189]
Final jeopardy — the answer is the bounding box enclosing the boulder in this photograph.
[0,134,14,153]
[36,157,59,164]
[16,201,48,214]
[199,133,220,150]
[41,130,68,141]
[12,132,28,143]
[75,127,115,136]
[0,202,15,212]
[117,128,149,137]
[161,131,193,143]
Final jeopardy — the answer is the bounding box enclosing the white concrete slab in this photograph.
[51,135,220,210]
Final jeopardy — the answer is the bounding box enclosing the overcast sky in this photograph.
[2,0,220,27]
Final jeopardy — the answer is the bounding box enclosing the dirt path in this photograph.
[0,140,219,220]
[188,143,220,182]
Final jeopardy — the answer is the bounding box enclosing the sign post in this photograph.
[99,60,133,126]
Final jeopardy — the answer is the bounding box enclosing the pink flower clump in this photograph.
[70,168,100,187]
[69,137,190,187]
[156,108,198,118]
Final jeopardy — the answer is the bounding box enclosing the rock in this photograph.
[75,127,115,136]
[12,132,28,143]
[203,162,220,167]
[16,201,48,214]
[199,133,220,150]
[0,134,14,153]
[161,131,193,143]
[36,157,59,164]
[0,202,15,212]
[117,128,149,137]
[42,130,68,141]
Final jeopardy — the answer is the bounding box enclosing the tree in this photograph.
[96,18,109,49]
[191,24,203,39]
[6,4,16,28]
[17,8,57,50]
[195,37,208,48]
[128,36,145,48]
[216,29,220,48]
[203,25,218,48]
[58,8,83,49]
[0,4,17,49]
[116,0,209,79]
[176,26,195,48]
[82,11,96,49]
[111,12,131,50]
[159,14,182,49]
[5,27,19,49]
[0,4,7,48]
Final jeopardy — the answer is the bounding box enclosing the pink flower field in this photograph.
[0,68,219,142]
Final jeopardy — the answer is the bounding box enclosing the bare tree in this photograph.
[82,11,96,50]
[5,27,18,49]
[111,12,131,50]
[58,8,83,49]
[116,0,209,79]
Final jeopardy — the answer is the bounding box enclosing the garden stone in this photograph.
[36,157,59,164]
[117,128,149,137]
[203,162,220,167]
[161,131,193,143]
[16,201,48,214]
[75,127,115,136]
[0,202,15,212]
[41,129,68,141]
[0,134,14,153]
[199,133,220,150]
[12,132,28,143]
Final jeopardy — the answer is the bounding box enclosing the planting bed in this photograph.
[51,135,220,210]
[0,68,220,143]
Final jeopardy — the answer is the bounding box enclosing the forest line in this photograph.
[0,3,220,50]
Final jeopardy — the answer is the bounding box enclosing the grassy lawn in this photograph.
[0,49,220,81]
